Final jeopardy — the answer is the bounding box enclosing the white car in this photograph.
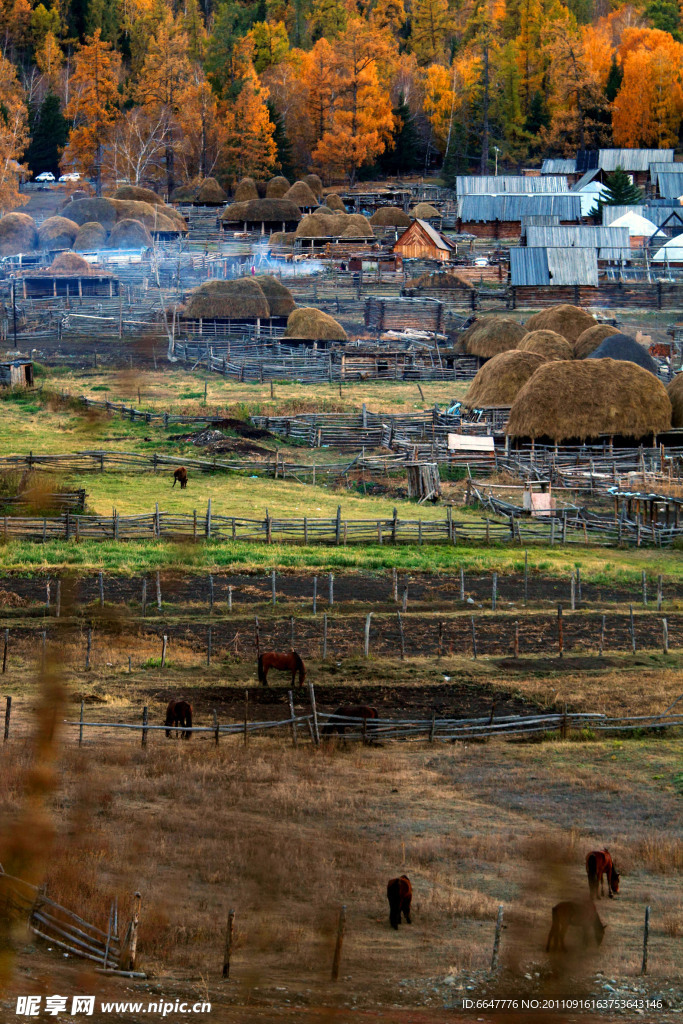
[59,172,81,182]
[35,171,55,182]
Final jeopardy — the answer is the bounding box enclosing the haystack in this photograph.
[266,175,290,198]
[303,173,323,198]
[587,333,660,375]
[183,278,270,320]
[61,198,117,228]
[342,213,374,237]
[0,212,37,256]
[197,177,227,204]
[523,304,596,343]
[284,307,347,342]
[220,198,301,227]
[411,202,440,219]
[666,374,683,428]
[110,199,186,234]
[295,212,348,238]
[254,274,296,318]
[113,185,165,205]
[574,323,619,359]
[37,216,79,250]
[269,231,295,247]
[518,330,573,361]
[461,317,527,358]
[73,222,108,251]
[324,193,346,212]
[170,181,200,202]
[234,177,259,201]
[49,251,92,275]
[506,359,671,441]
[464,350,548,408]
[107,219,153,248]
[313,205,333,215]
[284,181,319,209]
[370,207,411,227]
[220,202,249,224]
[411,270,475,292]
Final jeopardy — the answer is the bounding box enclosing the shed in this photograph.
[220,198,301,234]
[524,225,630,262]
[509,248,598,287]
[655,171,683,201]
[180,275,295,331]
[393,219,454,262]
[0,359,33,388]
[575,148,674,188]
[18,251,118,298]
[455,175,569,194]
[457,195,581,238]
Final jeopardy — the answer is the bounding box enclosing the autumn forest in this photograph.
[0,0,682,207]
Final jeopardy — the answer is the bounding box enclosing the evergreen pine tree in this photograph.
[266,100,295,179]
[379,94,422,175]
[589,166,643,218]
[604,55,623,103]
[24,93,68,178]
[524,90,550,136]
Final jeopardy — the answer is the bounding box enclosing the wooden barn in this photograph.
[0,359,33,388]
[393,220,454,262]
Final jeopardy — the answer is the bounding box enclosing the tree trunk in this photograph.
[480,39,490,174]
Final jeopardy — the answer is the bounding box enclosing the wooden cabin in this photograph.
[393,220,454,262]
[0,359,33,388]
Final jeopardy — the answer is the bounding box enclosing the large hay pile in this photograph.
[284,181,319,209]
[113,185,165,205]
[342,213,374,237]
[61,198,118,228]
[524,304,596,343]
[107,219,153,248]
[61,196,186,234]
[73,221,108,251]
[170,181,200,202]
[49,251,93,275]
[222,198,301,225]
[295,212,348,238]
[517,330,573,361]
[464,350,548,408]
[411,270,475,292]
[574,323,619,359]
[234,177,259,201]
[370,207,411,227]
[303,173,323,198]
[411,202,440,219]
[266,175,290,198]
[324,193,346,212]
[0,213,37,256]
[667,374,683,428]
[37,216,79,250]
[183,278,271,320]
[461,317,527,358]
[507,359,672,440]
[254,275,296,318]
[285,307,347,342]
[197,178,227,204]
[587,333,660,375]
[221,202,248,223]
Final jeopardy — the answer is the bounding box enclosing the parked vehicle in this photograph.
[58,172,81,182]
[35,171,55,182]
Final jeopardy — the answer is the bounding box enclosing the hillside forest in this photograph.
[0,0,682,207]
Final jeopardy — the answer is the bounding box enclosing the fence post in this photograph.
[2,629,8,673]
[460,566,465,602]
[490,905,504,971]
[328,573,334,606]
[557,605,563,659]
[335,505,342,546]
[364,613,372,658]
[141,707,148,748]
[657,575,663,612]
[392,568,398,603]
[471,617,477,659]
[213,709,219,746]
[227,586,233,612]
[288,690,298,748]
[523,550,528,606]
[161,635,167,668]
[78,700,84,746]
[271,569,276,605]
[401,586,408,613]
[641,906,650,976]
[642,570,647,607]
[85,628,92,670]
[662,618,669,654]
[55,581,61,619]
[127,892,142,970]
[331,905,346,981]
[99,571,105,607]
[322,614,328,661]
[3,695,11,742]
[397,612,405,661]
[254,617,260,658]
[491,573,497,611]
[312,576,318,615]
[206,499,212,540]
[308,682,320,746]
[570,573,575,611]
[629,605,636,654]
[222,909,235,979]
[576,566,581,603]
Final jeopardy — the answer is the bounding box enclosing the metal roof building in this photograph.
[577,149,674,173]
[655,171,683,200]
[540,158,577,174]
[458,194,582,222]
[602,204,680,227]
[455,175,568,194]
[525,225,631,261]
[510,247,598,287]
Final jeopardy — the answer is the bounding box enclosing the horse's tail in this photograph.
[295,652,306,686]
[257,653,265,684]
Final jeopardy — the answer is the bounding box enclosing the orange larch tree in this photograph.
[63,29,121,195]
[612,41,683,146]
[219,63,278,184]
[0,53,29,214]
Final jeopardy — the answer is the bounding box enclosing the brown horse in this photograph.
[257,650,306,687]
[165,699,193,739]
[546,900,606,952]
[172,467,188,489]
[387,876,412,930]
[586,849,620,900]
[322,705,379,738]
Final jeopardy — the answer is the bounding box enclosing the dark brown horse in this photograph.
[165,699,193,739]
[322,705,379,738]
[387,876,412,929]
[546,900,606,952]
[257,650,306,687]
[172,467,188,489]
[586,849,620,900]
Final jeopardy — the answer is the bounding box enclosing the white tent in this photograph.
[609,211,660,237]
[577,181,608,217]
[651,235,683,262]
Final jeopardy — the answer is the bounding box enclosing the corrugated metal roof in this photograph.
[510,247,550,286]
[597,148,674,172]
[540,159,577,174]
[455,175,568,194]
[602,205,681,227]
[525,225,630,260]
[510,247,598,286]
[571,168,600,191]
[656,171,683,199]
[649,161,680,181]
[458,194,582,222]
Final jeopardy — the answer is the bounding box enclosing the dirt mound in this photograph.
[180,426,273,456]
[214,418,274,440]
[0,589,27,607]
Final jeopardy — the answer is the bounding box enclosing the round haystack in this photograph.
[464,350,548,408]
[113,185,165,205]
[284,307,347,342]
[107,218,153,248]
[587,333,660,376]
[411,270,475,292]
[370,207,411,227]
[461,317,527,359]
[110,199,186,234]
[269,231,295,247]
[183,278,270,320]
[266,175,291,198]
[220,202,249,224]
[313,205,333,215]
[324,193,346,212]
[0,212,37,256]
[518,330,573,361]
[197,177,227,204]
[49,251,92,275]
[303,173,323,198]
[61,198,117,228]
[295,212,348,238]
[73,221,108,251]
[342,213,374,237]
[234,177,259,201]
[170,181,200,202]
[284,181,319,209]
[506,359,671,441]
[666,374,683,428]
[37,216,79,250]
[221,199,301,226]
[523,304,596,344]
[574,323,619,359]
[411,202,440,219]
[254,274,296,318]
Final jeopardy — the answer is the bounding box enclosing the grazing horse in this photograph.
[257,650,306,687]
[172,467,188,489]
[387,876,412,930]
[546,900,606,953]
[322,704,379,738]
[165,699,193,739]
[586,849,620,900]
